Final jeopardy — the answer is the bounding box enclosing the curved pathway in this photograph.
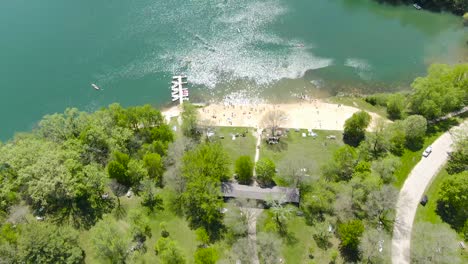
[391,122,467,264]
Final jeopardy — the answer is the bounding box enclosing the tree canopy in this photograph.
[17,223,84,264]
[410,64,467,119]
[343,111,371,146]
[437,171,468,230]
[235,156,254,185]
[337,219,365,261]
[255,158,276,187]
[181,142,229,240]
[0,103,173,228]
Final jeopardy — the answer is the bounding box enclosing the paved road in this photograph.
[391,123,466,264]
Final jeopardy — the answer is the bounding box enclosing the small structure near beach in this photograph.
[221,182,300,204]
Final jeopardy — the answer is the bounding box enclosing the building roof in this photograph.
[221,182,300,204]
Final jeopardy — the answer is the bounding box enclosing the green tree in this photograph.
[343,111,371,147]
[371,155,401,184]
[235,156,254,185]
[0,163,19,213]
[437,171,468,230]
[128,208,152,241]
[301,180,336,224]
[403,115,427,150]
[195,227,210,247]
[143,152,164,186]
[410,64,467,119]
[151,124,174,144]
[323,145,358,181]
[37,108,88,142]
[128,159,148,184]
[255,158,276,187]
[267,197,294,236]
[182,142,230,182]
[17,223,84,264]
[156,237,186,264]
[337,219,364,261]
[386,93,406,120]
[91,217,131,263]
[181,102,199,139]
[11,145,110,228]
[194,247,218,264]
[181,143,229,239]
[346,173,382,219]
[312,221,333,250]
[79,126,110,165]
[107,151,130,185]
[140,180,164,212]
[365,185,398,225]
[446,135,468,175]
[387,121,406,156]
[359,119,391,160]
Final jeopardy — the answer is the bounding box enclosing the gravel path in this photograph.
[391,122,467,264]
[240,207,263,264]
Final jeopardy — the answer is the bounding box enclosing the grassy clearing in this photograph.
[211,126,257,170]
[413,169,448,225]
[326,96,388,117]
[79,190,199,263]
[260,129,343,177]
[257,210,342,264]
[79,186,234,263]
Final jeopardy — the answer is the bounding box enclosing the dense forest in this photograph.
[375,0,467,15]
[0,104,174,263]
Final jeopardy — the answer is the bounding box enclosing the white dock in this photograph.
[171,75,189,104]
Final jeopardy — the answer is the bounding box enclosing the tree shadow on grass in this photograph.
[339,245,360,263]
[264,140,288,153]
[283,231,298,246]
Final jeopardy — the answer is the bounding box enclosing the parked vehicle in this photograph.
[422,146,432,157]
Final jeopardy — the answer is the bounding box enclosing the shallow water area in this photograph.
[0,0,466,139]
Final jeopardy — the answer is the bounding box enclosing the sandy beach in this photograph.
[163,100,384,131]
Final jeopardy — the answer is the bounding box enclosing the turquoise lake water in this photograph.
[0,0,466,139]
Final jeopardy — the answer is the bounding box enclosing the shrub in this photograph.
[235,156,254,185]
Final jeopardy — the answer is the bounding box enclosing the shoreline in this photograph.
[162,99,385,131]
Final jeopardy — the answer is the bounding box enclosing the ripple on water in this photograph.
[101,0,333,91]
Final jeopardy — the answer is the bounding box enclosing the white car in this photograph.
[422,146,432,157]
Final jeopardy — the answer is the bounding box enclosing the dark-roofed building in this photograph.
[221,182,300,204]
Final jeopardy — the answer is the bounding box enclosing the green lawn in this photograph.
[257,210,342,264]
[260,129,343,177]
[79,186,235,264]
[211,126,257,170]
[79,190,199,263]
